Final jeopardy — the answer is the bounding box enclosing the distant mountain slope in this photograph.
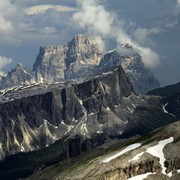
[147,82,180,119]
[147,82,180,97]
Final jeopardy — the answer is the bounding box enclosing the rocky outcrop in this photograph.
[95,160,160,180]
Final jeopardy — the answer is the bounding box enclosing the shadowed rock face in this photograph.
[0,66,133,159]
[148,82,180,119]
[0,64,176,160]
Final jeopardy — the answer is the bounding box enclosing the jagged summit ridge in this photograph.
[0,34,159,93]
[0,63,35,89]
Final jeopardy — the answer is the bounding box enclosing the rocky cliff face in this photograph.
[0,66,132,159]
[0,64,176,161]
[33,34,102,82]
[100,50,160,94]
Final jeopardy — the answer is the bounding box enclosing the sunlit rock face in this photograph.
[33,34,102,82]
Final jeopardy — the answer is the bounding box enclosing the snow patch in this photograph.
[80,60,86,65]
[107,49,116,54]
[132,103,137,108]
[146,137,173,175]
[129,137,174,176]
[72,118,78,123]
[61,121,65,125]
[177,169,180,173]
[20,144,25,152]
[79,99,83,105]
[127,107,134,113]
[88,112,95,116]
[97,131,103,134]
[129,152,144,162]
[162,103,176,117]
[103,143,141,163]
[124,120,128,124]
[102,71,113,76]
[167,172,173,177]
[106,107,110,111]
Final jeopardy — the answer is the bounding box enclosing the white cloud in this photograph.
[0,17,13,34]
[0,56,13,68]
[73,0,114,37]
[133,28,160,45]
[41,27,56,34]
[173,0,180,14]
[0,0,22,45]
[0,56,13,74]
[0,1,77,46]
[25,5,77,15]
[73,0,160,68]
[0,0,16,34]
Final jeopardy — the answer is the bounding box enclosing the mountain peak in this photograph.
[70,34,98,45]
[100,50,160,93]
[0,64,33,89]
[33,34,102,82]
[121,43,133,49]
[15,63,27,70]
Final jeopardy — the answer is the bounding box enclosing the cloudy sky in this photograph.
[0,0,180,86]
